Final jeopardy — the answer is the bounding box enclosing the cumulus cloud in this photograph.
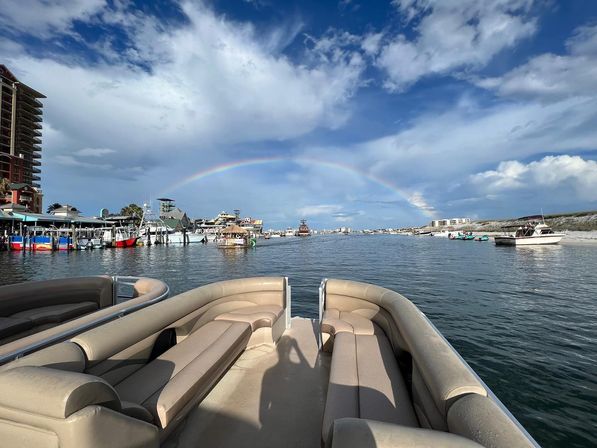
[377,0,537,91]
[470,155,597,201]
[6,1,365,178]
[0,0,105,37]
[477,24,597,101]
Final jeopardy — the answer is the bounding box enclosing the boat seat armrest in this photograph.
[0,366,121,418]
[329,418,485,448]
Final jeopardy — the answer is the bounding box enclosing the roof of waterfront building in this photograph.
[6,211,111,225]
[221,224,248,234]
[0,211,18,221]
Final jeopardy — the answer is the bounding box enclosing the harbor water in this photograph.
[1,234,595,447]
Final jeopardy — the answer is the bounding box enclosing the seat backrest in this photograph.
[0,276,114,317]
[0,342,86,374]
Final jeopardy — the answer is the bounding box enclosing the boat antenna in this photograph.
[541,208,545,223]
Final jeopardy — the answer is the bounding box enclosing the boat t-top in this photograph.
[494,215,565,246]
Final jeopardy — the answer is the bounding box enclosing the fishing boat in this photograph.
[297,219,311,237]
[285,227,296,237]
[216,224,256,248]
[111,228,138,248]
[495,216,564,246]
[0,277,538,448]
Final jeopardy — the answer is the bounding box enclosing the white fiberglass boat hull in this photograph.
[494,234,564,245]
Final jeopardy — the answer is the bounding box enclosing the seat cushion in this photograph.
[115,320,251,428]
[11,302,99,325]
[322,309,380,336]
[215,304,283,330]
[0,317,34,340]
[322,332,418,442]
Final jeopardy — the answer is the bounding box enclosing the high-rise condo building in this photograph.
[0,64,45,213]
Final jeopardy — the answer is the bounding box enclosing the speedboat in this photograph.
[0,277,537,447]
[495,219,564,246]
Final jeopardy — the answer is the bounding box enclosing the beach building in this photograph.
[0,65,45,213]
[158,198,192,229]
[430,217,471,227]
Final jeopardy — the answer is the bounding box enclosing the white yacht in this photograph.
[495,219,564,246]
[285,227,296,237]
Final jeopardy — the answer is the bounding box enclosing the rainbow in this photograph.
[160,156,435,217]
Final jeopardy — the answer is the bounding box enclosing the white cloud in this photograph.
[0,0,105,37]
[296,204,342,217]
[470,155,597,201]
[75,148,116,157]
[6,2,365,176]
[377,0,537,91]
[476,24,597,101]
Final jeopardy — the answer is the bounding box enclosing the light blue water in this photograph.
[1,234,595,447]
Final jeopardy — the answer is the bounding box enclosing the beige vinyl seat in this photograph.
[11,302,99,326]
[321,279,535,448]
[0,276,168,358]
[114,320,252,428]
[215,304,284,330]
[0,277,288,448]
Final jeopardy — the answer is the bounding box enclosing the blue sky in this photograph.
[2,0,597,228]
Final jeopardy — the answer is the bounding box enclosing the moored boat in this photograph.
[495,217,564,246]
[297,219,311,237]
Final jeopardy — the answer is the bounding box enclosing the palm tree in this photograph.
[46,202,62,213]
[0,178,11,203]
[120,203,144,218]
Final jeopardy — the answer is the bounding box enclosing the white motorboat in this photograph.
[431,230,451,237]
[285,227,296,237]
[495,218,564,246]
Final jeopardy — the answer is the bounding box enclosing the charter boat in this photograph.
[0,276,538,448]
[0,276,168,364]
[495,217,564,246]
[297,219,311,237]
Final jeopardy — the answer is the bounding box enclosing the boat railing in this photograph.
[0,276,170,365]
[285,276,292,330]
[318,278,327,349]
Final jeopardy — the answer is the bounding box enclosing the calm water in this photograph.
[1,235,596,447]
